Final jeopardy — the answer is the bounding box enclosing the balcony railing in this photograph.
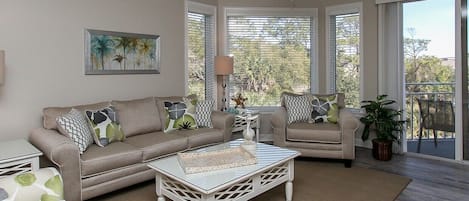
[405,82,456,140]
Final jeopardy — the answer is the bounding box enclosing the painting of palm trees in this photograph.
[85,29,160,74]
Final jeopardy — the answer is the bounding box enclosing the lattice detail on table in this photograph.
[0,161,33,178]
[162,176,202,201]
[214,178,253,200]
[260,162,288,186]
[232,116,258,133]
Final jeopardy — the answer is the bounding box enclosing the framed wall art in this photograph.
[85,29,160,75]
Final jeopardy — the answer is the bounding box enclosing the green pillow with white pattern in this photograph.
[0,168,64,201]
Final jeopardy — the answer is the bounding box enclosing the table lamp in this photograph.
[215,56,233,111]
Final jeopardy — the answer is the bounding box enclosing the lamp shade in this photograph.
[215,56,233,75]
[0,50,4,85]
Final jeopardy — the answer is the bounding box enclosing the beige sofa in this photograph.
[29,96,234,201]
[271,93,359,167]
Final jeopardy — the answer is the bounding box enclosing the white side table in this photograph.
[232,110,261,142]
[0,139,43,178]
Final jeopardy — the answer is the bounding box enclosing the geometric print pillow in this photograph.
[284,94,312,124]
[56,108,94,154]
[85,107,125,147]
[311,94,339,123]
[195,99,214,128]
[163,100,198,133]
[0,167,64,201]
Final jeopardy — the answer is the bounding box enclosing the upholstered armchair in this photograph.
[271,92,359,167]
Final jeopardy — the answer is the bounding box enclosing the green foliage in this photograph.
[228,17,311,106]
[360,95,406,142]
[403,28,455,139]
[335,14,360,108]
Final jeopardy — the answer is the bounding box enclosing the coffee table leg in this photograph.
[286,160,294,201]
[285,180,293,201]
[155,174,165,201]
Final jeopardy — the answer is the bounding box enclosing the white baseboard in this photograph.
[355,138,372,148]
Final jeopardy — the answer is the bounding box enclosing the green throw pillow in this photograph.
[85,107,125,147]
[0,168,64,201]
[164,98,198,133]
[311,94,339,123]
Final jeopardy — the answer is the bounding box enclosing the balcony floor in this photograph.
[407,139,455,159]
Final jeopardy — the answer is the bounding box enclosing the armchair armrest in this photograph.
[338,109,360,160]
[271,107,287,147]
[211,111,235,142]
[29,128,82,201]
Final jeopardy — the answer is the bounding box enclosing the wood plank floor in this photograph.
[354,147,469,201]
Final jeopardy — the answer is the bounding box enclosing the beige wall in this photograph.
[0,0,186,140]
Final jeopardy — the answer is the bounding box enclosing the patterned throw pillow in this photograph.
[85,107,125,147]
[0,167,64,201]
[164,99,198,133]
[56,108,94,154]
[311,94,339,123]
[195,99,214,128]
[284,94,312,124]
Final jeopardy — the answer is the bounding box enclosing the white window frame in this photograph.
[185,1,217,100]
[325,2,364,110]
[223,7,319,111]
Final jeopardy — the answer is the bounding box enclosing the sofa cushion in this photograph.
[81,142,142,177]
[287,122,341,144]
[124,132,188,161]
[172,128,223,149]
[43,101,110,130]
[56,108,94,154]
[85,107,125,147]
[112,97,161,137]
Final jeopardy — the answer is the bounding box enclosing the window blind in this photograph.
[329,13,361,108]
[187,12,215,100]
[227,16,313,107]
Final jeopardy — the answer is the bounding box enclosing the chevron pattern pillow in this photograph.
[284,94,312,124]
[195,99,214,128]
[56,108,94,154]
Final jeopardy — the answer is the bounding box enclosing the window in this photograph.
[326,3,362,109]
[187,2,216,100]
[226,8,318,107]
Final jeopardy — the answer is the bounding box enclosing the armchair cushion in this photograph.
[287,122,341,144]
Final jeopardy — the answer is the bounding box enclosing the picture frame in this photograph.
[84,29,160,75]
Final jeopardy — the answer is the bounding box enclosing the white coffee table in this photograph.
[147,140,300,201]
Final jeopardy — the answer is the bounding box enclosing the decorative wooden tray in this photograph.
[177,146,257,174]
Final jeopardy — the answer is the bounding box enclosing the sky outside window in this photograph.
[404,0,455,58]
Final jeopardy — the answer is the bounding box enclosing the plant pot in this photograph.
[372,139,393,161]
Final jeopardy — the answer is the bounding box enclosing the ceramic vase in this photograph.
[243,120,255,142]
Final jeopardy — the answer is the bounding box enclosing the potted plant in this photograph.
[360,95,406,161]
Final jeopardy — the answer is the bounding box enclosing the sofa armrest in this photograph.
[271,107,287,147]
[29,128,82,201]
[338,109,360,160]
[211,111,235,142]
